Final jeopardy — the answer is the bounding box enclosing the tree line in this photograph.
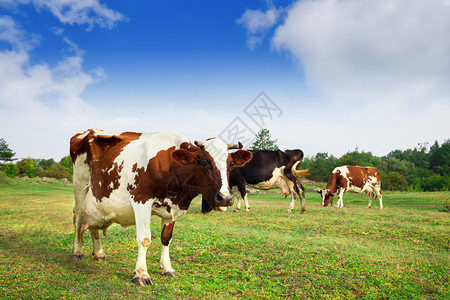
[249,129,449,191]
[0,138,72,181]
[1,133,449,191]
[301,142,450,192]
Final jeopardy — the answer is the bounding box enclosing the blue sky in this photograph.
[1,0,449,161]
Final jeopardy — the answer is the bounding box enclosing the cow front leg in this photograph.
[160,221,178,277]
[132,201,153,286]
[337,189,345,208]
[90,228,106,261]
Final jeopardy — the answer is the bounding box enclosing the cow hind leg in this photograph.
[160,221,178,277]
[376,188,383,209]
[298,183,306,214]
[243,194,250,213]
[233,189,242,212]
[367,192,373,209]
[71,183,89,260]
[90,228,106,261]
[72,215,85,260]
[287,193,296,213]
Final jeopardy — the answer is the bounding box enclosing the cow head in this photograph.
[317,189,334,206]
[195,139,252,211]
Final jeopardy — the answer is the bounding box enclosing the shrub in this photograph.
[417,174,450,192]
[45,163,72,181]
[382,171,408,191]
[3,163,19,178]
[16,158,37,178]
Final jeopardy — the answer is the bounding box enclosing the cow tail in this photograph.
[291,161,311,179]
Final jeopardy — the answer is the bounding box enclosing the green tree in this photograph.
[303,152,338,182]
[429,140,450,176]
[386,158,415,177]
[0,138,16,165]
[17,158,37,178]
[383,171,408,191]
[46,163,72,180]
[338,147,376,167]
[60,156,73,174]
[36,158,56,170]
[250,129,279,151]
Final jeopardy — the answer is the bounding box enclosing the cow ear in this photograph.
[172,149,196,165]
[317,189,322,194]
[231,150,252,167]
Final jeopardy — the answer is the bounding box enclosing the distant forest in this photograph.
[302,140,450,191]
[1,138,449,192]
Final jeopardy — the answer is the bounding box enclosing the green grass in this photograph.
[0,178,449,299]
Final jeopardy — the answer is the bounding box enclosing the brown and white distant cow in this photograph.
[70,129,252,286]
[318,166,383,209]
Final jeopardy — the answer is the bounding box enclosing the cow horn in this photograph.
[194,141,205,149]
[227,142,243,150]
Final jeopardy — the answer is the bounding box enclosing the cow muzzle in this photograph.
[216,191,234,211]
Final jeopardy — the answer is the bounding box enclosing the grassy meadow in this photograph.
[0,176,448,299]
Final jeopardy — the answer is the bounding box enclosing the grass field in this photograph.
[0,177,448,299]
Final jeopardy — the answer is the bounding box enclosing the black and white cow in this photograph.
[202,149,309,214]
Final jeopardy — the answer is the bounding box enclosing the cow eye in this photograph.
[201,160,209,168]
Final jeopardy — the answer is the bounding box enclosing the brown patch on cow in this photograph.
[142,238,151,248]
[70,130,141,163]
[153,199,172,214]
[180,142,200,152]
[129,146,222,210]
[70,130,142,202]
[161,222,175,246]
[129,147,179,204]
[346,166,380,189]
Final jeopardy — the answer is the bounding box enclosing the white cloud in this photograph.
[272,0,450,106]
[0,0,127,30]
[0,15,129,160]
[237,7,281,49]
[0,15,38,51]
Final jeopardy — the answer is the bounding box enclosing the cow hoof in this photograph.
[72,253,84,260]
[300,209,306,214]
[92,252,106,261]
[233,209,240,212]
[163,271,178,278]
[286,210,292,214]
[244,210,250,213]
[93,255,106,261]
[133,276,153,286]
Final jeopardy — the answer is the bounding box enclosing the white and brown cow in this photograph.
[70,129,251,286]
[318,165,383,209]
